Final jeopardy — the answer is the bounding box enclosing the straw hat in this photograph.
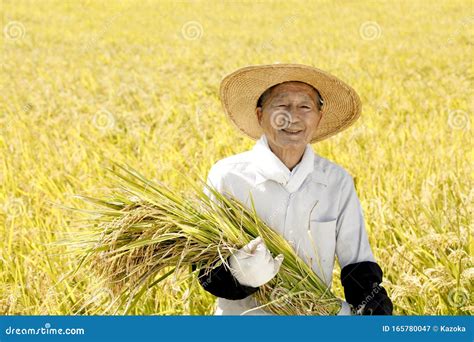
[219,63,362,143]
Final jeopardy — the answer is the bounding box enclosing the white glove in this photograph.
[229,237,284,288]
[336,299,353,315]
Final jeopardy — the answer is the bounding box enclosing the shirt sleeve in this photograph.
[335,172,376,269]
[203,161,235,202]
[202,163,222,204]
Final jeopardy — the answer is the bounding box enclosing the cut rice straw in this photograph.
[67,163,341,315]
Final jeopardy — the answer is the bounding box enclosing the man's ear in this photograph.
[255,107,263,126]
[314,110,323,128]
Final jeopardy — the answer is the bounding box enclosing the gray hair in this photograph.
[256,81,324,110]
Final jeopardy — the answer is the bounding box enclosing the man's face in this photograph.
[256,81,322,149]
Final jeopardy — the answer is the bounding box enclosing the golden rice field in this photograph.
[0,0,472,315]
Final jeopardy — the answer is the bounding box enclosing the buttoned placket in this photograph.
[251,135,318,248]
[284,186,296,245]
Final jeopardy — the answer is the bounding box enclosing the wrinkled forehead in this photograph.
[269,81,318,101]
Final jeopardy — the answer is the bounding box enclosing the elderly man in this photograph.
[198,64,393,316]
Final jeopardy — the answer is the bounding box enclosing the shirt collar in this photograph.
[252,134,328,192]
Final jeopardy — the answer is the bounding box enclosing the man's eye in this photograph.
[301,106,311,109]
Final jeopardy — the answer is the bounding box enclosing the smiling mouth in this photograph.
[282,128,303,134]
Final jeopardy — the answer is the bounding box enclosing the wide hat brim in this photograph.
[219,64,362,143]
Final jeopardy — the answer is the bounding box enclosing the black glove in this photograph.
[341,261,393,315]
[192,258,259,300]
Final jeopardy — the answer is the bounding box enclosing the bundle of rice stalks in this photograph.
[69,164,342,315]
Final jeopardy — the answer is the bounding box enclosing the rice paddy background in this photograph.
[0,0,472,315]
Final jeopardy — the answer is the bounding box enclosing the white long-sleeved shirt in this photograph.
[204,134,376,315]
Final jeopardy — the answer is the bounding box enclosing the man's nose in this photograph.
[287,108,302,123]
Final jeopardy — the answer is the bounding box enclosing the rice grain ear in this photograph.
[66,163,341,315]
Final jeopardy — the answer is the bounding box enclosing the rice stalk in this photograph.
[69,163,341,315]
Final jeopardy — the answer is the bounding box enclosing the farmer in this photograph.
[198,64,393,315]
